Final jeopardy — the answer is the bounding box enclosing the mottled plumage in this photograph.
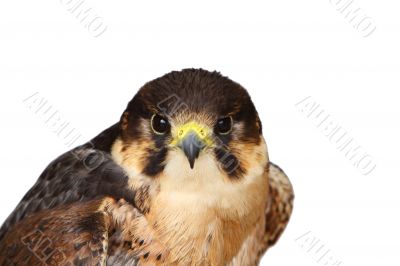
[0,69,294,265]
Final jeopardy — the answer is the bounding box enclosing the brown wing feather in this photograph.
[0,197,169,266]
[0,124,136,243]
[0,199,111,266]
[263,162,294,248]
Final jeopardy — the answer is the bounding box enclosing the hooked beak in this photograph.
[179,131,206,169]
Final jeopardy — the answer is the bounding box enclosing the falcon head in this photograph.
[112,69,268,189]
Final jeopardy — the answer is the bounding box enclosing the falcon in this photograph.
[0,69,294,265]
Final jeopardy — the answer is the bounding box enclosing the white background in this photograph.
[0,0,399,265]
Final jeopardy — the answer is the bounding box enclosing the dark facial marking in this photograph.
[142,145,168,177]
[214,147,246,179]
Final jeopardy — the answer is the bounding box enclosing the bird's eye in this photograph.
[215,117,233,135]
[151,114,170,134]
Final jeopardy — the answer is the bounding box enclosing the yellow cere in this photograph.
[170,121,214,147]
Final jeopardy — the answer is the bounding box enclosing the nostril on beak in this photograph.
[179,132,205,169]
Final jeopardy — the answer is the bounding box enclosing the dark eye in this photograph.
[151,114,170,134]
[215,117,233,135]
